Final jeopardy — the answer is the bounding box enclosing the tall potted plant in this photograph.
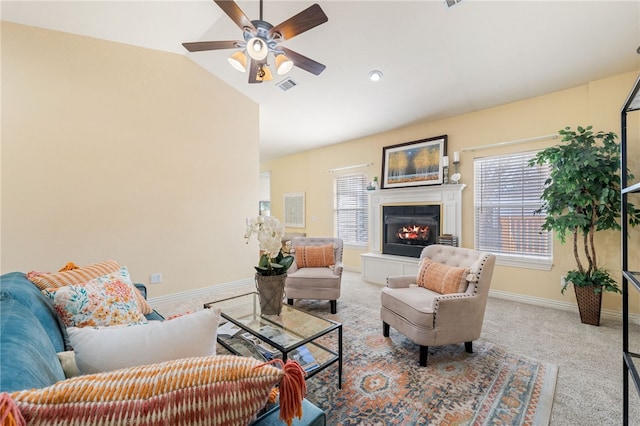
[244,215,294,315]
[529,126,640,325]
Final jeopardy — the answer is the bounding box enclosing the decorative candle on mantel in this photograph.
[453,151,460,163]
[442,156,449,167]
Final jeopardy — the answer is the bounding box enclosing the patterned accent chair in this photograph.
[380,245,496,366]
[285,237,344,314]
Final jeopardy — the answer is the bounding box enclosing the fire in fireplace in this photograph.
[383,204,440,257]
[397,225,430,244]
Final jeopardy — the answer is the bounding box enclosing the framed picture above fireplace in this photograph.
[381,135,447,189]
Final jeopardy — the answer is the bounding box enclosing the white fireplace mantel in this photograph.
[361,184,465,284]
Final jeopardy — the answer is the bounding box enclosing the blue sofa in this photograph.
[0,271,325,425]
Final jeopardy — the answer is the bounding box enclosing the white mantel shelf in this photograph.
[362,184,466,284]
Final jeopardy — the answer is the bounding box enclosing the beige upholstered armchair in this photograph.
[285,237,344,314]
[380,245,496,366]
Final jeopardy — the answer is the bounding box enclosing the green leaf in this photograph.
[529,125,634,292]
[279,255,295,271]
[565,269,620,294]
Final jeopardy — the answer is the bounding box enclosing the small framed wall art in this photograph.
[284,192,305,228]
[381,135,448,189]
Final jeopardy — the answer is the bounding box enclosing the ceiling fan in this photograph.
[183,0,328,84]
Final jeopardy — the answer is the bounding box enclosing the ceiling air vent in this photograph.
[445,0,462,7]
[276,78,298,92]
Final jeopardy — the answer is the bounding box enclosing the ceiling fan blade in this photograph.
[280,47,326,76]
[248,58,262,84]
[269,3,328,41]
[214,0,257,34]
[182,40,242,52]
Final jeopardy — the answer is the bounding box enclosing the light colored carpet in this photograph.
[152,270,640,425]
[295,300,556,425]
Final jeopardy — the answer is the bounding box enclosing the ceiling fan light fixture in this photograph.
[228,51,247,72]
[275,54,294,75]
[246,37,269,60]
[182,0,328,84]
[256,65,273,82]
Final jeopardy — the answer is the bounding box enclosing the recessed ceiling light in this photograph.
[369,70,383,82]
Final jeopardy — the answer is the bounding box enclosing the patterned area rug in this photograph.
[298,301,557,426]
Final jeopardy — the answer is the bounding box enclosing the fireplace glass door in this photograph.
[382,205,441,258]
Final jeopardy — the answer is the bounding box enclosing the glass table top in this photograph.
[206,292,340,351]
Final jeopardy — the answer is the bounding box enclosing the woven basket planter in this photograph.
[255,273,286,316]
[573,285,602,326]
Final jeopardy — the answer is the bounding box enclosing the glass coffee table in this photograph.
[204,292,342,389]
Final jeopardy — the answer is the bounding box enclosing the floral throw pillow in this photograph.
[27,260,153,315]
[42,268,147,328]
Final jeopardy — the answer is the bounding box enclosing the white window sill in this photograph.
[344,242,368,250]
[495,254,552,271]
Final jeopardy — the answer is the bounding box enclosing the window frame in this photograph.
[334,173,369,247]
[473,150,553,270]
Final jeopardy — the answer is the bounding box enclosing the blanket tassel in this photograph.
[256,359,307,426]
[0,393,26,426]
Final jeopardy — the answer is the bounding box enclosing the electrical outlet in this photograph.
[150,273,162,284]
[560,276,566,287]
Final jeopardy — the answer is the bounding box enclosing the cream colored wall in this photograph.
[1,22,261,297]
[263,70,640,314]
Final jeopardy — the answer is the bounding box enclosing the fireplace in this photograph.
[382,204,441,258]
[361,185,464,284]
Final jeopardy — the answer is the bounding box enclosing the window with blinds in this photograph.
[474,151,552,269]
[335,174,369,245]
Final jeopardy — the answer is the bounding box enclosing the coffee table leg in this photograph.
[338,325,343,389]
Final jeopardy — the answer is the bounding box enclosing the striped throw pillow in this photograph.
[27,260,153,314]
[27,260,121,290]
[294,244,335,268]
[417,258,470,294]
[8,355,285,426]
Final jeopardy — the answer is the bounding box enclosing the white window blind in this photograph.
[474,151,552,268]
[335,174,368,245]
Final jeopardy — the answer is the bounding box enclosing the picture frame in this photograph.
[381,135,448,189]
[284,192,305,228]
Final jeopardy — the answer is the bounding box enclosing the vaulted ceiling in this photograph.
[3,1,640,160]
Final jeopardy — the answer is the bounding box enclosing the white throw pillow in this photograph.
[67,308,221,374]
[57,351,81,378]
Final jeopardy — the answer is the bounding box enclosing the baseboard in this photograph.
[147,274,640,325]
[489,289,640,325]
[148,277,255,306]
